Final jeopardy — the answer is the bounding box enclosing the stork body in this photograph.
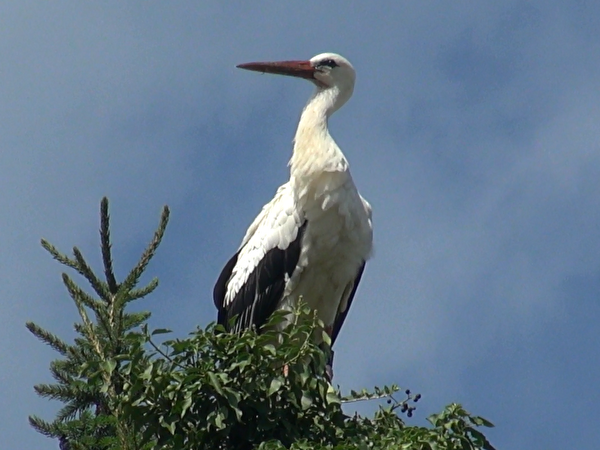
[214,53,373,349]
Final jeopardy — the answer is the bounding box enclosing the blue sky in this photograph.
[2,1,599,448]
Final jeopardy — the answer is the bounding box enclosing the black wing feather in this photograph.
[213,221,307,333]
[330,262,365,345]
[214,252,239,311]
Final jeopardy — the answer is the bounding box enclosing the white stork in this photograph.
[214,52,373,365]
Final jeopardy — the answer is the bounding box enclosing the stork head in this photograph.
[237,52,356,112]
[309,53,355,91]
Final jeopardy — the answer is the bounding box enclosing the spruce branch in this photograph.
[41,240,110,305]
[33,383,84,402]
[61,273,104,314]
[56,403,82,422]
[123,311,152,331]
[128,278,159,301]
[72,247,111,303]
[100,197,119,295]
[26,321,71,356]
[41,239,79,270]
[50,361,76,385]
[115,205,169,309]
[60,272,115,344]
[29,415,59,438]
[61,273,105,359]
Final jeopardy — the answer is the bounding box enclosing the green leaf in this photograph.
[301,392,313,410]
[268,378,284,396]
[321,330,331,346]
[163,419,176,435]
[326,385,340,405]
[263,344,277,355]
[100,359,116,374]
[477,416,495,428]
[151,328,172,335]
[214,412,225,430]
[180,393,192,418]
[230,359,250,371]
[208,371,224,396]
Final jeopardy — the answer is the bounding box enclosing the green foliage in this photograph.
[120,307,495,450]
[29,198,496,450]
[120,307,347,449]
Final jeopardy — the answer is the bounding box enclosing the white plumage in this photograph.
[214,52,373,352]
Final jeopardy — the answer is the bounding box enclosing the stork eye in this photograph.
[318,59,338,69]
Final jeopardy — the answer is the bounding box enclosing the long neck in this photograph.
[289,87,349,180]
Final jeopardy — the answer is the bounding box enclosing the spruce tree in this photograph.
[27,197,168,449]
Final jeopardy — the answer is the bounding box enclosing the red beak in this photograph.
[236,60,315,80]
